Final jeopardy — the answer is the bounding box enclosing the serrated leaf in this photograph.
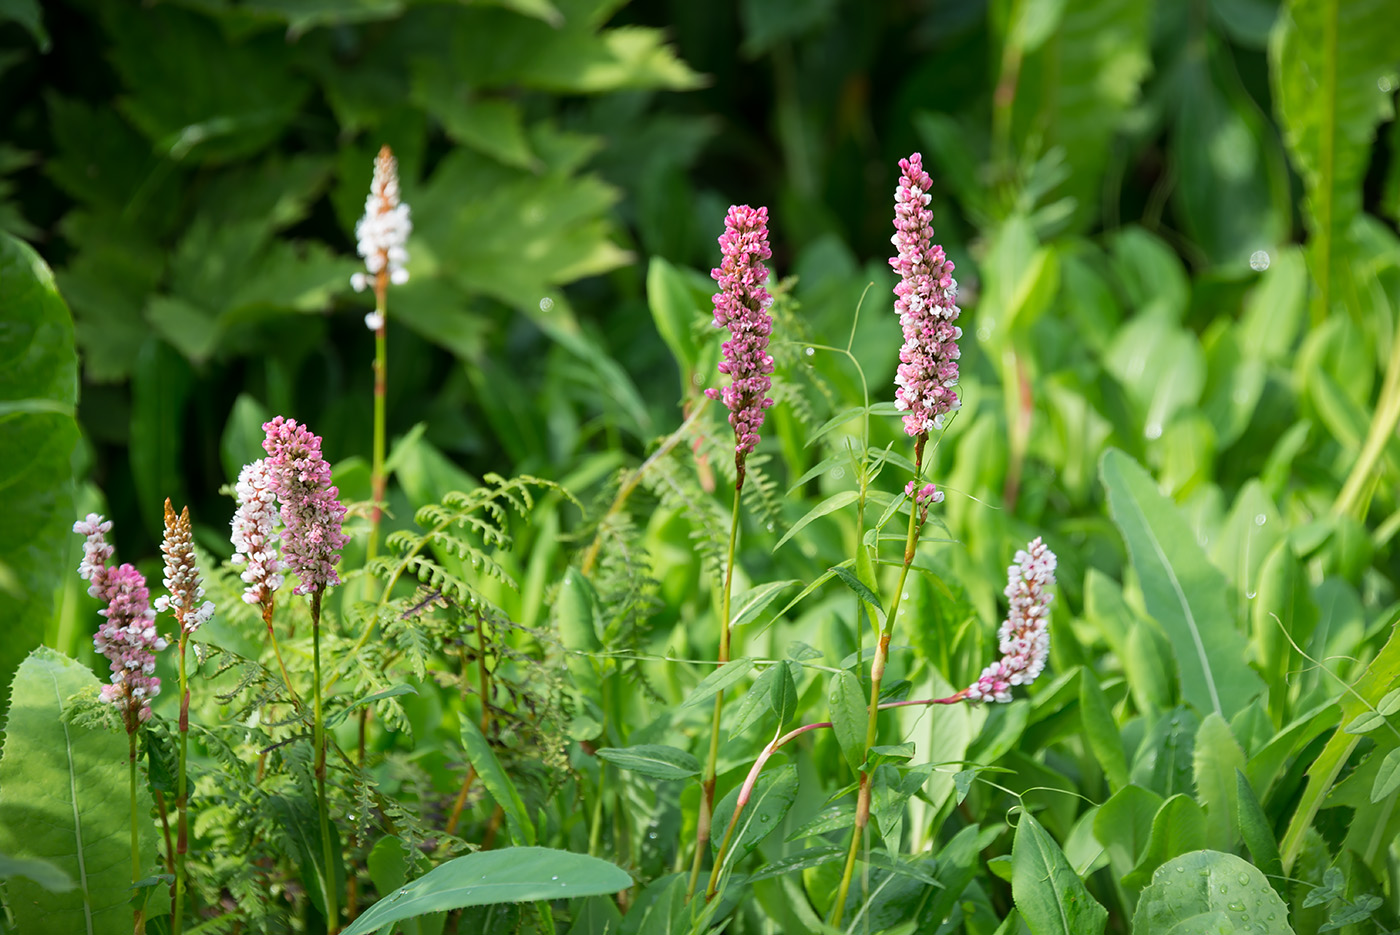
[1101,449,1264,718]
[0,234,78,694]
[595,745,700,782]
[679,657,754,710]
[459,719,535,846]
[0,648,157,935]
[344,848,631,935]
[1011,812,1108,935]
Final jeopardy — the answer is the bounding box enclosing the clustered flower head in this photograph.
[350,144,412,328]
[261,417,349,595]
[965,537,1056,703]
[904,480,944,525]
[74,514,167,728]
[705,204,775,467]
[890,153,962,438]
[154,499,214,635]
[231,458,285,607]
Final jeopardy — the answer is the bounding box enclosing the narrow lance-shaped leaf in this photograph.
[595,745,701,782]
[1011,812,1108,935]
[1100,449,1264,718]
[459,719,536,846]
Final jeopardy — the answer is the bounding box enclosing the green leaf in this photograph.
[1192,713,1246,851]
[711,764,799,859]
[730,579,802,629]
[269,794,345,923]
[828,670,868,773]
[1235,770,1285,899]
[620,873,687,935]
[1101,449,1264,718]
[1010,812,1108,935]
[0,233,78,687]
[827,565,884,614]
[1376,687,1400,716]
[645,256,702,377]
[773,490,858,553]
[459,718,536,846]
[0,0,48,50]
[366,837,443,935]
[343,847,632,935]
[1132,850,1294,935]
[558,567,604,651]
[1092,784,1164,882]
[1271,0,1400,321]
[1079,667,1129,793]
[678,657,754,710]
[730,665,777,735]
[1123,794,1208,889]
[595,745,701,782]
[1371,748,1400,803]
[769,662,798,728]
[0,852,74,892]
[128,339,193,539]
[327,685,419,728]
[0,648,156,935]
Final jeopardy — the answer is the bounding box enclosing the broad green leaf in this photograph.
[459,719,536,846]
[1101,449,1264,718]
[0,234,78,693]
[1192,714,1246,851]
[769,662,798,728]
[1372,748,1400,803]
[366,837,444,935]
[1123,794,1208,890]
[343,847,632,935]
[0,648,156,935]
[595,745,700,782]
[1280,621,1400,869]
[1271,0,1400,321]
[1251,540,1318,720]
[269,794,345,923]
[711,764,798,860]
[678,657,754,710]
[1235,770,1285,899]
[730,665,777,735]
[828,670,868,773]
[566,895,622,935]
[0,853,74,892]
[1093,784,1163,882]
[620,873,687,935]
[645,256,702,378]
[1079,667,1129,793]
[730,580,802,629]
[773,490,858,553]
[1132,850,1294,934]
[1010,812,1108,935]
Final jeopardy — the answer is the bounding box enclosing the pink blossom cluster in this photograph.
[904,480,945,525]
[154,502,214,635]
[890,153,962,438]
[705,204,775,462]
[350,144,412,328]
[74,514,168,727]
[965,537,1056,703]
[261,417,349,595]
[230,459,285,606]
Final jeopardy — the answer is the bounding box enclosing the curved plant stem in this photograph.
[172,632,190,935]
[262,600,300,707]
[311,591,339,933]
[688,483,743,898]
[445,612,493,836]
[831,439,926,927]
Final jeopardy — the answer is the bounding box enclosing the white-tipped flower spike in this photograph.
[155,500,214,635]
[350,144,412,305]
[965,537,1056,703]
[230,458,285,607]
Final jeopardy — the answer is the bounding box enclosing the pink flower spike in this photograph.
[231,458,285,607]
[705,204,775,472]
[904,480,944,525]
[159,500,214,636]
[352,144,412,293]
[261,417,349,595]
[890,153,961,438]
[965,537,1056,703]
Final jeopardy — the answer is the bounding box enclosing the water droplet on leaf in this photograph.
[1249,250,1270,272]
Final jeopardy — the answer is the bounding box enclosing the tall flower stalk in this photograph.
[260,416,350,932]
[832,154,961,925]
[155,501,213,935]
[350,144,412,575]
[689,204,774,899]
[75,514,167,935]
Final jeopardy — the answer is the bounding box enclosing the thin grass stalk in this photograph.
[172,633,190,935]
[130,728,146,935]
[310,590,339,932]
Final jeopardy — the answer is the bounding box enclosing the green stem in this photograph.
[311,591,339,933]
[687,482,743,899]
[367,282,389,570]
[130,728,145,935]
[831,442,925,927]
[172,633,190,935]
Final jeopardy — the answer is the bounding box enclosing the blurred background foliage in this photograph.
[4,0,1400,927]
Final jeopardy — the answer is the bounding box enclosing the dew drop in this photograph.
[1249,250,1270,272]
[692,372,704,387]
[539,296,555,312]
[976,327,991,341]
[1254,513,1267,526]
[1145,422,1163,440]
[1237,872,1250,886]
[1176,865,1186,873]
[1246,590,1257,599]
[902,592,910,601]
[831,466,845,480]
[766,522,775,532]
[551,876,558,881]
[1228,901,1245,912]
[1219,884,1228,894]
[1381,75,1395,93]
[804,346,815,357]
[648,831,658,840]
